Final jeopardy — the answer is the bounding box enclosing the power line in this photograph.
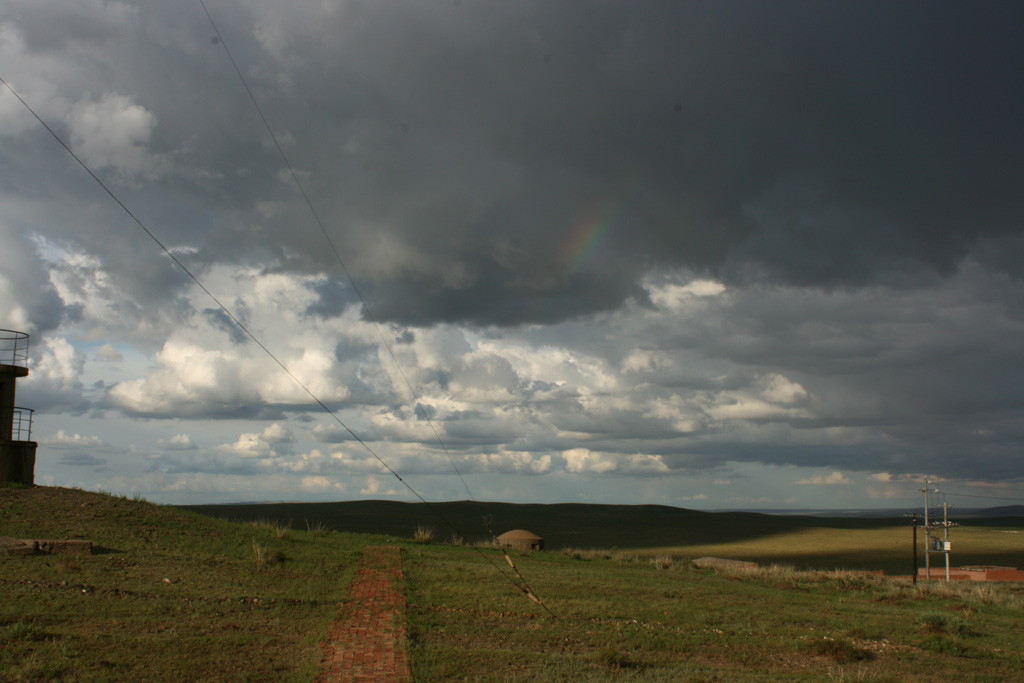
[197,0,474,504]
[1,71,554,618]
[933,480,1024,495]
[940,491,1024,504]
[195,3,554,613]
[0,74,402,498]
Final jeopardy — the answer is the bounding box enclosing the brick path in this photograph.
[316,546,414,683]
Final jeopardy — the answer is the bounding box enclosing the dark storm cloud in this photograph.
[6,1,1021,327]
[5,0,1024,504]
[262,0,1024,325]
[305,279,355,319]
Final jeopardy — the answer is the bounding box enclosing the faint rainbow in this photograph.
[561,169,644,278]
[520,169,645,323]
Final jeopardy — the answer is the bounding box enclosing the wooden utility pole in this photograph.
[904,513,920,586]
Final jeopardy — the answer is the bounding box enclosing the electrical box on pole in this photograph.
[921,479,959,582]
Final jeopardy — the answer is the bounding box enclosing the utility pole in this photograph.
[941,500,956,582]
[923,479,931,581]
[921,478,959,583]
[904,513,920,586]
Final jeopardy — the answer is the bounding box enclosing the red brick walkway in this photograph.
[316,546,414,683]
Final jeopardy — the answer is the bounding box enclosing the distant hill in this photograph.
[177,499,908,550]
[177,499,1024,550]
[717,508,914,518]
[965,505,1024,518]
[728,506,1024,519]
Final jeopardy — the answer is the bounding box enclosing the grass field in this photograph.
[4,487,1024,681]
[181,498,1024,575]
[405,544,1024,682]
[1,487,369,682]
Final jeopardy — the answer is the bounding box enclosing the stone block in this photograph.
[37,539,94,555]
[0,537,94,556]
[0,537,37,556]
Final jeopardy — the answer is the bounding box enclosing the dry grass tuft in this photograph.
[414,524,435,544]
[559,547,614,561]
[304,519,331,537]
[650,554,675,570]
[252,540,287,566]
[247,519,292,539]
[911,580,1022,609]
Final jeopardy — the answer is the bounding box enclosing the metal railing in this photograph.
[11,407,34,441]
[0,329,30,367]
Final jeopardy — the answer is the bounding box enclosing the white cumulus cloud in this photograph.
[94,343,123,362]
[562,448,668,475]
[40,429,102,447]
[157,434,197,451]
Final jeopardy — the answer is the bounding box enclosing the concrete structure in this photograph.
[496,529,544,552]
[0,329,36,485]
[1,537,94,556]
[917,565,1024,582]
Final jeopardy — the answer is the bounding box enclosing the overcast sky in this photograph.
[2,0,1023,510]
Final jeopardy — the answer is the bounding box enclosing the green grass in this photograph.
[1,487,368,682]
[6,489,1024,682]
[403,545,1024,682]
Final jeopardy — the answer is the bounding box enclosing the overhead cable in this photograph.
[1,70,553,618]
[197,0,474,504]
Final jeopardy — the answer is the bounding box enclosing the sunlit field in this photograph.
[4,487,1024,682]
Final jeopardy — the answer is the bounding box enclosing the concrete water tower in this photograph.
[0,329,37,485]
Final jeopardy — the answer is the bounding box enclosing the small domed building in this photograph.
[496,529,544,552]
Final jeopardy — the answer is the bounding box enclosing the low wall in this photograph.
[1,538,94,556]
[917,566,1024,582]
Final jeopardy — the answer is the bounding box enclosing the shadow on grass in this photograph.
[175,500,907,547]
[91,546,123,555]
[179,501,1024,574]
